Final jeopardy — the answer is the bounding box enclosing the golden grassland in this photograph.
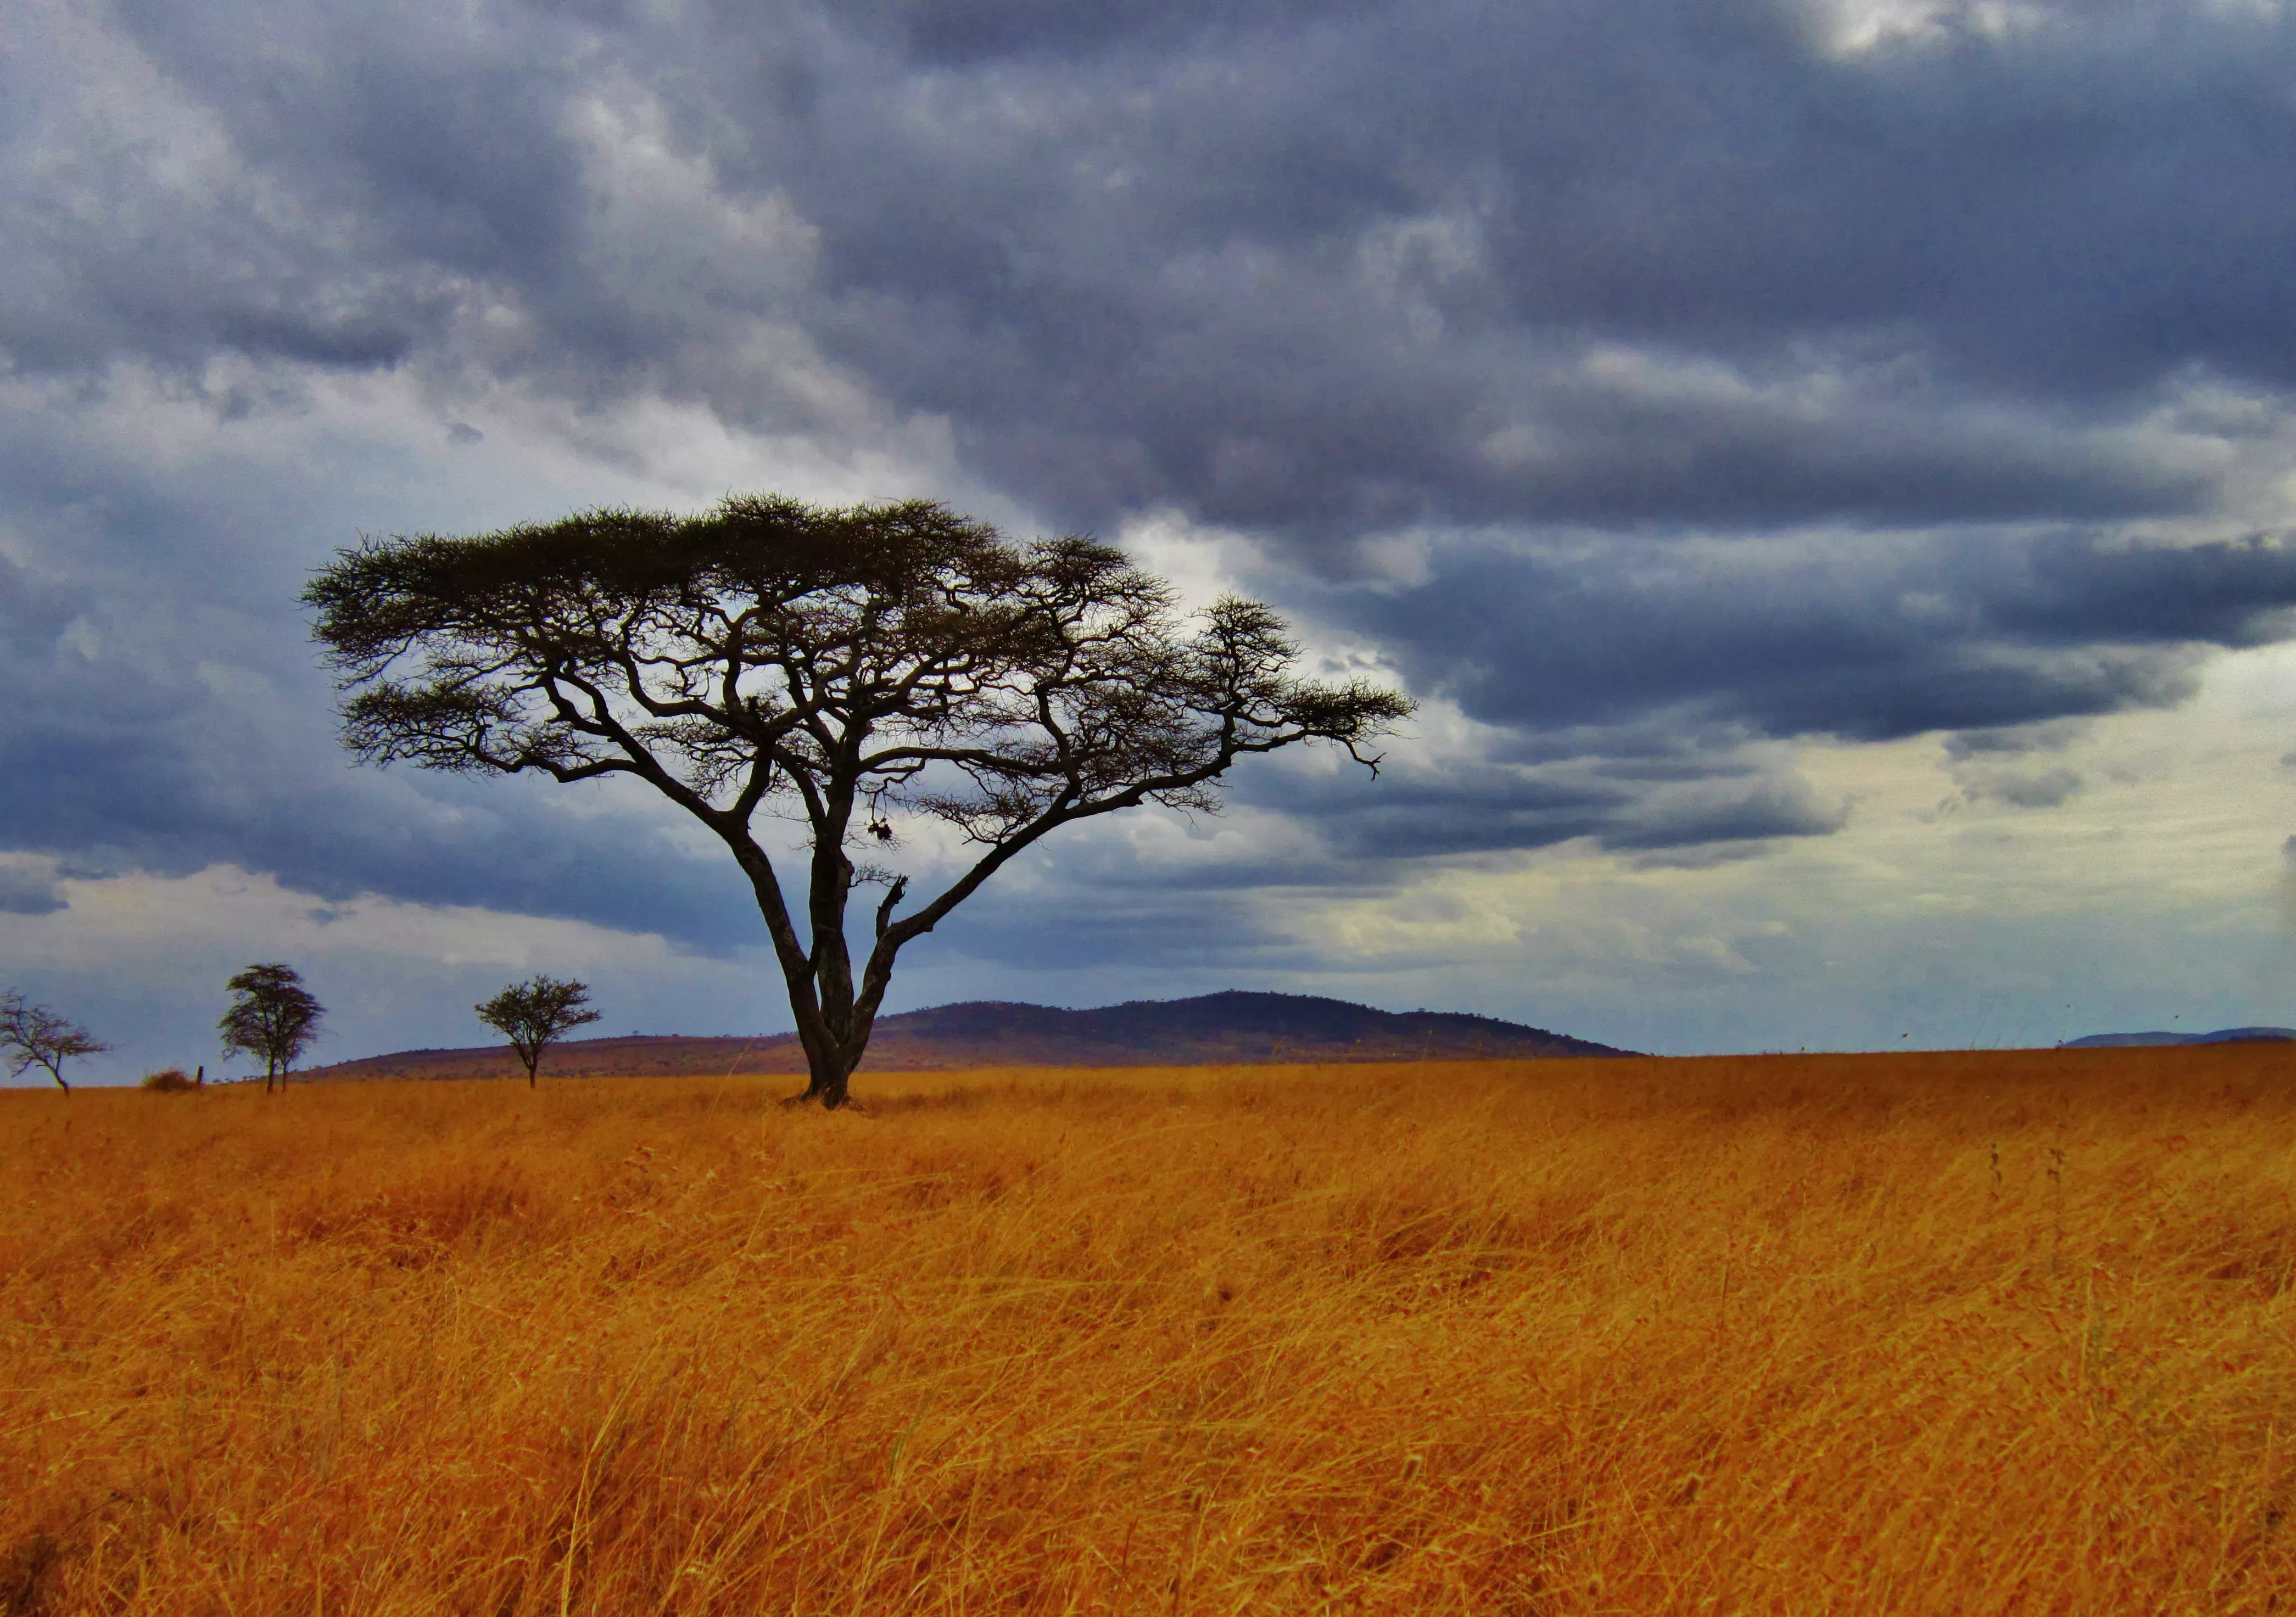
[5,1047,2296,1615]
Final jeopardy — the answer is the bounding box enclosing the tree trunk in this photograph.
[753,826,887,1112]
[795,1044,857,1110]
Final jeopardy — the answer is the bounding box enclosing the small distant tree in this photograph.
[476,975,602,1088]
[219,964,324,1094]
[141,1067,198,1093]
[0,990,110,1094]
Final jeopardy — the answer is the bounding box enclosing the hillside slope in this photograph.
[298,991,1633,1082]
[2059,1026,2296,1048]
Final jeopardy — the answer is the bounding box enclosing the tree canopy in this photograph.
[220,964,325,1094]
[476,975,602,1088]
[308,495,1413,1108]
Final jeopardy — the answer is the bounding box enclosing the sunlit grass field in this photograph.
[5,1045,2296,1614]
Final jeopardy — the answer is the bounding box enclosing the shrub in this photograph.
[141,1068,198,1093]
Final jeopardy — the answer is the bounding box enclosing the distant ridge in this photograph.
[298,991,1635,1083]
[2058,1026,2296,1049]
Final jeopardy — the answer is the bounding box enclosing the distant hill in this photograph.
[2058,1026,2296,1049]
[297,991,1635,1083]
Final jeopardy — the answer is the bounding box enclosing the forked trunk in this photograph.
[780,892,884,1112]
[792,1038,859,1110]
[755,799,906,1112]
[809,1058,856,1110]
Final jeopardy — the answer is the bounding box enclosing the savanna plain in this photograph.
[5,1047,2296,1616]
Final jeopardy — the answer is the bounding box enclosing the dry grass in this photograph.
[4,1046,2296,1614]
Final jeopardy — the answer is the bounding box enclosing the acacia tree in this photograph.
[0,990,110,1094]
[219,963,324,1094]
[476,975,602,1087]
[306,496,1413,1110]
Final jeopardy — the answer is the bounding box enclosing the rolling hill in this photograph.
[2058,1026,2296,1048]
[295,991,1634,1083]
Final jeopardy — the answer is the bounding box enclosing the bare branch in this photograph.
[0,991,110,1094]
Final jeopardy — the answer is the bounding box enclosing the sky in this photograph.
[9,0,2296,1082]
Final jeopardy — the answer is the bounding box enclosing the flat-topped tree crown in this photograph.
[306,495,1414,1109]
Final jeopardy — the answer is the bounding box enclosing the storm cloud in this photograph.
[1338,528,2296,743]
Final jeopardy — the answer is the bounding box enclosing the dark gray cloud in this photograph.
[1,2,585,379]
[1333,529,2296,744]
[19,0,2296,521]
[699,0,2296,534]
[0,678,759,947]
[0,865,65,916]
[6,0,2296,964]
[1963,765,2084,809]
[1234,765,1624,864]
[1943,720,2089,760]
[1601,777,1849,849]
[1215,749,1845,866]
[0,438,759,948]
